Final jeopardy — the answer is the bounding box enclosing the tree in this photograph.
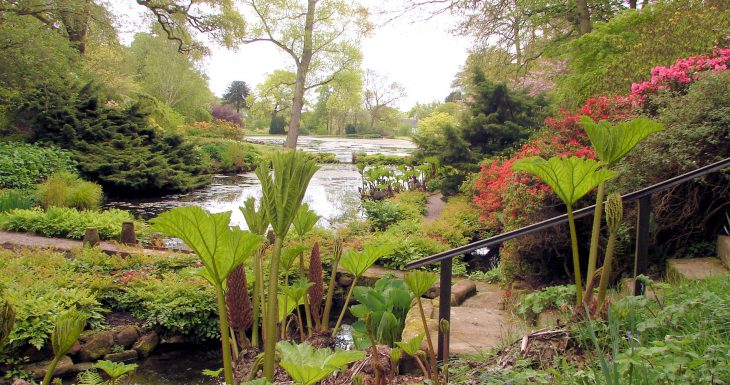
[242,0,369,148]
[223,80,250,113]
[460,68,548,156]
[130,31,215,122]
[363,69,407,129]
[308,70,363,135]
[254,70,296,131]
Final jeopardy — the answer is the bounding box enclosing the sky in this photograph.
[112,1,472,110]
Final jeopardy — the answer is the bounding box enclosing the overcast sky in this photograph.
[112,1,472,110]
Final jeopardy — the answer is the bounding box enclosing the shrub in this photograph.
[516,284,576,321]
[363,222,450,270]
[113,273,219,341]
[211,104,243,127]
[0,207,139,240]
[178,120,244,140]
[269,115,286,135]
[0,142,77,190]
[198,141,260,173]
[27,83,210,196]
[362,200,420,231]
[0,189,33,213]
[35,171,103,210]
[388,191,428,215]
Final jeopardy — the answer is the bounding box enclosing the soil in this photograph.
[104,311,142,327]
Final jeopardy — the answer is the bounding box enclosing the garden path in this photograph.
[425,193,445,222]
[0,231,182,257]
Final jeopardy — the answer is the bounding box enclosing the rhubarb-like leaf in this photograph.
[277,341,365,385]
[151,207,264,285]
[293,203,320,238]
[396,333,425,356]
[339,244,393,277]
[240,197,269,236]
[511,156,617,206]
[580,116,663,165]
[256,151,318,238]
[405,270,438,298]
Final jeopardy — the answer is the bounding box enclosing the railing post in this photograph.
[634,195,651,295]
[437,257,452,362]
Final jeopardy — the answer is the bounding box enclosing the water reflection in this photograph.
[106,137,415,229]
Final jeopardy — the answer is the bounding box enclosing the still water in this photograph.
[106,136,415,229]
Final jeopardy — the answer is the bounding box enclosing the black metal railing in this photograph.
[405,157,730,361]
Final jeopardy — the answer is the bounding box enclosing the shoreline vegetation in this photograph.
[1,1,730,384]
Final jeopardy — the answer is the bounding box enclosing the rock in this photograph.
[103,349,139,362]
[68,342,81,356]
[336,273,353,287]
[718,235,730,269]
[23,355,74,379]
[667,257,729,282]
[113,325,140,348]
[78,331,114,362]
[12,380,31,385]
[161,334,195,344]
[71,362,95,374]
[132,331,159,358]
[450,280,477,306]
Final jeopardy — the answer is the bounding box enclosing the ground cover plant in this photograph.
[0,207,139,240]
[0,143,77,190]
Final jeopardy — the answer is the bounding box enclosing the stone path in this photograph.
[403,281,520,356]
[425,193,445,222]
[0,231,183,257]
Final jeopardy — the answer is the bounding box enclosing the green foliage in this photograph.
[129,32,214,122]
[555,1,730,108]
[256,151,319,238]
[276,341,365,385]
[0,190,33,213]
[0,142,77,190]
[269,115,287,135]
[512,157,617,206]
[293,203,320,238]
[516,285,576,321]
[35,171,103,210]
[151,207,263,286]
[28,84,209,196]
[363,223,451,271]
[405,271,438,298]
[353,153,409,167]
[0,298,15,348]
[198,140,260,173]
[362,200,419,231]
[178,120,245,140]
[114,274,219,340]
[414,123,475,197]
[468,267,503,284]
[339,244,393,277]
[349,277,414,348]
[581,117,664,165]
[0,207,137,240]
[461,68,548,156]
[240,197,270,236]
[396,333,425,356]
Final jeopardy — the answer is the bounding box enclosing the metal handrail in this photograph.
[405,157,730,269]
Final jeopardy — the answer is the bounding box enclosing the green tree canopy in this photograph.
[223,80,251,113]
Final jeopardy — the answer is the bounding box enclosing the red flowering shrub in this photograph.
[472,48,730,280]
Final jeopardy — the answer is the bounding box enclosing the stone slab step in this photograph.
[666,257,729,282]
[718,235,730,269]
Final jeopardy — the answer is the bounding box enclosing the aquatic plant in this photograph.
[255,150,318,381]
[404,270,439,384]
[597,192,623,306]
[396,333,429,379]
[276,341,365,385]
[42,308,87,385]
[581,117,663,292]
[512,156,616,306]
[332,243,393,337]
[151,207,264,385]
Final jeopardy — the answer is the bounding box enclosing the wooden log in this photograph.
[83,227,100,247]
[121,221,137,245]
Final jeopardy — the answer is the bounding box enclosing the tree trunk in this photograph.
[284,0,316,149]
[575,0,592,35]
[629,0,637,9]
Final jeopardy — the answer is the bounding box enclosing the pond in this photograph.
[106,136,415,230]
[101,136,411,383]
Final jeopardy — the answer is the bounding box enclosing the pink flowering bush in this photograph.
[472,48,730,280]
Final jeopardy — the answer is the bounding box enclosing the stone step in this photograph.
[666,257,729,282]
[718,235,730,269]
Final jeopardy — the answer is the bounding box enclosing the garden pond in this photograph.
[106,136,416,230]
[99,136,407,384]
